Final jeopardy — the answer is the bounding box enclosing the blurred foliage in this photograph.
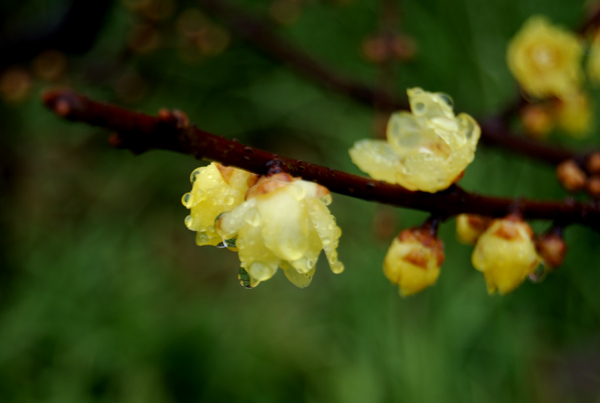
[1,0,600,402]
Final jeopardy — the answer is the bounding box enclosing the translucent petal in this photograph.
[306,198,343,273]
[349,139,398,183]
[237,223,279,282]
[281,261,316,288]
[257,189,309,262]
[217,198,257,239]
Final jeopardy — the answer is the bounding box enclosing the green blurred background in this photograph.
[1,0,600,401]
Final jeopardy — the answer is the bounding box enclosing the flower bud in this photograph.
[585,152,600,175]
[456,214,492,245]
[586,176,600,198]
[535,230,566,269]
[556,160,586,192]
[519,103,555,139]
[383,228,444,297]
[472,218,541,295]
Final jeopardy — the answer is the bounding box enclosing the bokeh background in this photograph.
[1,0,600,401]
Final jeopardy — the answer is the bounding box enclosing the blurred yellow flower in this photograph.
[587,32,600,85]
[350,88,480,193]
[383,228,444,297]
[472,218,541,295]
[217,173,343,288]
[182,163,257,246]
[507,16,583,98]
[555,92,592,138]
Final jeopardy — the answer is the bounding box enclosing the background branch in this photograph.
[43,89,600,231]
[197,0,587,167]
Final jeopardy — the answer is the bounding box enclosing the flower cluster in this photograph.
[349,88,481,193]
[183,165,343,288]
[507,16,594,138]
[381,213,568,297]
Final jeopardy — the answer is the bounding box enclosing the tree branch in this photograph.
[42,89,600,231]
[197,0,586,166]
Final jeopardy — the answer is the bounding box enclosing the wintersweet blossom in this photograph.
[383,227,444,297]
[350,88,480,193]
[472,218,541,295]
[216,173,343,288]
[182,162,257,246]
[507,16,583,98]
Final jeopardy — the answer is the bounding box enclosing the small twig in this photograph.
[42,89,600,231]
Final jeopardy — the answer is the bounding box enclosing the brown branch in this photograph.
[197,0,588,166]
[42,89,600,231]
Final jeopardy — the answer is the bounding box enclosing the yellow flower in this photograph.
[216,173,343,288]
[555,92,592,138]
[507,16,583,98]
[349,88,480,193]
[455,214,492,245]
[383,228,444,297]
[587,32,600,85]
[472,218,541,295]
[182,163,257,246]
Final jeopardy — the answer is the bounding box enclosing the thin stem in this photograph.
[42,89,600,231]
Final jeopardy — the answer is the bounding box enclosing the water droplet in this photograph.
[238,266,253,289]
[225,195,235,205]
[322,238,331,246]
[528,263,547,283]
[184,215,193,228]
[307,259,315,269]
[437,93,454,108]
[190,169,201,183]
[331,261,344,274]
[249,261,274,281]
[320,194,332,205]
[182,193,192,206]
[414,102,426,115]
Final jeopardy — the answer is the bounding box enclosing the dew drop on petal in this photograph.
[331,261,344,274]
[182,193,192,206]
[184,215,193,228]
[528,262,547,283]
[190,169,201,183]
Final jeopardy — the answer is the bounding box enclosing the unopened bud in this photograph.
[586,176,600,198]
[535,230,566,269]
[472,217,541,295]
[384,227,444,297]
[585,152,600,175]
[520,103,554,139]
[556,160,586,192]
